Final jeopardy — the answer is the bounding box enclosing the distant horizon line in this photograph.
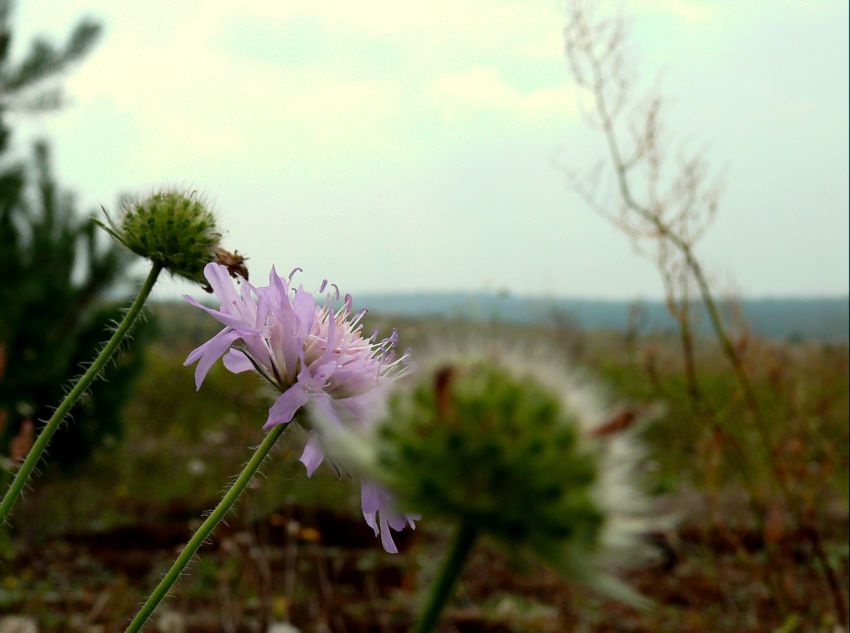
[147,289,850,303]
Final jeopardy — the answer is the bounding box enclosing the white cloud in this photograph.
[634,0,715,23]
[10,0,848,298]
[237,0,564,56]
[44,0,575,177]
[427,67,577,120]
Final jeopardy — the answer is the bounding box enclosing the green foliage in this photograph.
[5,316,847,630]
[0,4,144,469]
[0,0,100,114]
[0,143,149,468]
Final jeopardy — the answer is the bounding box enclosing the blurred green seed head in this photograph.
[98,189,221,284]
[363,343,658,606]
[378,359,603,550]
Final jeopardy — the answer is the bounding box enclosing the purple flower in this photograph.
[361,481,420,554]
[184,263,416,551]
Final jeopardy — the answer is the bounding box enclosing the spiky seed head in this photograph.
[377,358,603,550]
[357,342,658,606]
[97,189,221,284]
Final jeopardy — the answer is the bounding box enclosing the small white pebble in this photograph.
[0,617,38,633]
[267,624,301,633]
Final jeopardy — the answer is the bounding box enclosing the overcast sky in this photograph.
[9,1,849,301]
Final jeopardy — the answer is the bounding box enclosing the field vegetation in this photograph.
[2,305,846,632]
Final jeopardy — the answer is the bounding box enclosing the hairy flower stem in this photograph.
[412,523,478,633]
[125,423,287,633]
[0,263,162,524]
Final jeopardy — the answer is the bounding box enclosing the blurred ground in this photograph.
[0,307,847,632]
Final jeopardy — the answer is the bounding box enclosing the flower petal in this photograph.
[187,328,241,390]
[359,481,418,553]
[184,295,260,333]
[264,383,308,429]
[361,481,381,534]
[380,516,399,554]
[309,391,342,424]
[299,433,325,477]
[203,262,240,305]
[292,287,316,335]
[223,349,254,374]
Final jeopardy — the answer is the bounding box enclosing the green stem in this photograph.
[412,522,478,633]
[125,423,287,633]
[0,263,162,524]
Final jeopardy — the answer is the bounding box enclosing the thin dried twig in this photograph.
[562,1,847,624]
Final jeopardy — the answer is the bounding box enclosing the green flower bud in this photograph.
[97,189,222,284]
